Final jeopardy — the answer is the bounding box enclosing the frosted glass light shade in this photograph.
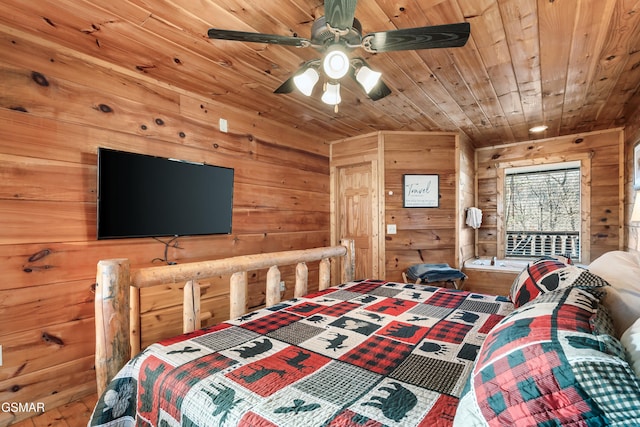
[293,68,319,96]
[356,66,382,93]
[323,49,350,80]
[321,82,341,105]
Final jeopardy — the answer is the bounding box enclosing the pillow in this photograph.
[590,302,617,337]
[588,251,640,337]
[455,287,640,427]
[509,256,609,308]
[620,317,640,378]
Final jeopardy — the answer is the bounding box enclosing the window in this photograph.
[503,162,581,260]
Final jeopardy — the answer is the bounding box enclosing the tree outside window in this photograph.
[504,165,581,259]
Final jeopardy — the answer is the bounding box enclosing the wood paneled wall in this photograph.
[383,132,465,281]
[0,29,331,425]
[476,128,624,263]
[330,131,469,283]
[457,133,476,263]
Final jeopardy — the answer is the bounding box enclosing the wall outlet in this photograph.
[219,118,228,133]
[279,281,286,291]
[0,345,3,366]
[387,224,397,234]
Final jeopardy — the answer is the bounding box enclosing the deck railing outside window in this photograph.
[506,231,579,260]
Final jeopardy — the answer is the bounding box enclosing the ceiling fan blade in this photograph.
[367,80,392,101]
[362,22,470,53]
[207,28,310,47]
[274,75,297,94]
[324,0,358,30]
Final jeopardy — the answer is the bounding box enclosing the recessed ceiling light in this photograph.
[529,125,548,133]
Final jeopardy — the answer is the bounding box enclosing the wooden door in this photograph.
[335,162,379,279]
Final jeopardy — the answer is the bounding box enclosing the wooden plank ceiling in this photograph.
[1,0,639,147]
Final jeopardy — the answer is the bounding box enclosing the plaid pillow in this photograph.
[455,287,640,427]
[509,257,608,308]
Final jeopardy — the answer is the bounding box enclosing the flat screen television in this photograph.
[97,147,234,239]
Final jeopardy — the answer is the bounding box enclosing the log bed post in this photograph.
[183,280,201,333]
[341,238,356,282]
[265,265,281,307]
[230,271,248,319]
[319,258,331,290]
[294,262,309,297]
[129,287,141,356]
[95,259,131,396]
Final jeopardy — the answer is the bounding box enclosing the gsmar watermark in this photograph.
[1,402,46,413]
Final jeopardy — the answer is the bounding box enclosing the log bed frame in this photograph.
[94,239,355,395]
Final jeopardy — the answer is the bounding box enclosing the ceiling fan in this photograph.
[207,0,470,109]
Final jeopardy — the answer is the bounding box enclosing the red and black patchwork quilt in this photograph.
[89,280,513,427]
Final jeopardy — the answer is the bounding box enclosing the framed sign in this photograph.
[403,174,439,207]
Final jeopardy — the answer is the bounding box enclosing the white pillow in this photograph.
[588,251,640,337]
[620,317,640,378]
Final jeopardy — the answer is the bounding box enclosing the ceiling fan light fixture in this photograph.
[293,68,320,96]
[209,2,472,108]
[321,82,342,105]
[323,48,350,80]
[355,65,382,93]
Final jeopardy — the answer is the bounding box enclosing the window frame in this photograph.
[496,155,591,263]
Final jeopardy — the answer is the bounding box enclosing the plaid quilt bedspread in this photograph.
[89,280,513,427]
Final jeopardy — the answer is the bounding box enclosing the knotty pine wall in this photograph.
[0,30,333,426]
[457,133,476,264]
[476,128,624,263]
[383,132,475,281]
[330,130,474,283]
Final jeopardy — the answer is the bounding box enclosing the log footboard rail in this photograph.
[94,239,355,394]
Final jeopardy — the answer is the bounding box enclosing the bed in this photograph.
[88,241,513,426]
[88,245,640,426]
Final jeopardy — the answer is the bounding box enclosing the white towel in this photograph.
[466,207,483,229]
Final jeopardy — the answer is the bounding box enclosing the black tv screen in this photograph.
[97,148,234,239]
